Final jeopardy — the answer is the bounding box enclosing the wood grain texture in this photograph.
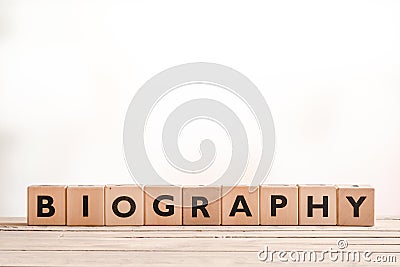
[27,185,67,226]
[221,186,259,225]
[0,218,399,266]
[259,185,298,225]
[105,185,144,226]
[298,185,337,225]
[66,186,104,226]
[182,186,221,225]
[337,185,375,226]
[144,186,182,225]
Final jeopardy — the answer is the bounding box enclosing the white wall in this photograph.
[0,0,399,218]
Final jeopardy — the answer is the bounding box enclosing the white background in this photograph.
[0,0,399,218]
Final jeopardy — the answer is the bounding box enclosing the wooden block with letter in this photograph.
[260,184,298,225]
[221,186,259,225]
[144,186,182,225]
[337,184,374,226]
[66,186,104,226]
[105,185,144,226]
[27,185,67,225]
[183,186,221,225]
[298,185,337,225]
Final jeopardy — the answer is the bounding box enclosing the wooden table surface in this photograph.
[0,218,399,266]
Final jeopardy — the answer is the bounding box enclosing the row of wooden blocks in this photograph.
[27,184,374,226]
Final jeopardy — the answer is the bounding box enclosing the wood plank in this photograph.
[0,234,399,252]
[1,229,400,238]
[2,223,400,232]
[0,218,399,266]
[1,217,400,230]
[0,251,398,266]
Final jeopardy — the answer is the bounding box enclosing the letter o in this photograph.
[112,196,136,218]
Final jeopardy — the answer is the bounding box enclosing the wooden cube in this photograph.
[66,186,104,226]
[27,185,67,225]
[260,184,298,225]
[298,185,337,225]
[337,185,374,226]
[221,186,259,225]
[183,186,221,225]
[144,186,182,225]
[105,185,144,226]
